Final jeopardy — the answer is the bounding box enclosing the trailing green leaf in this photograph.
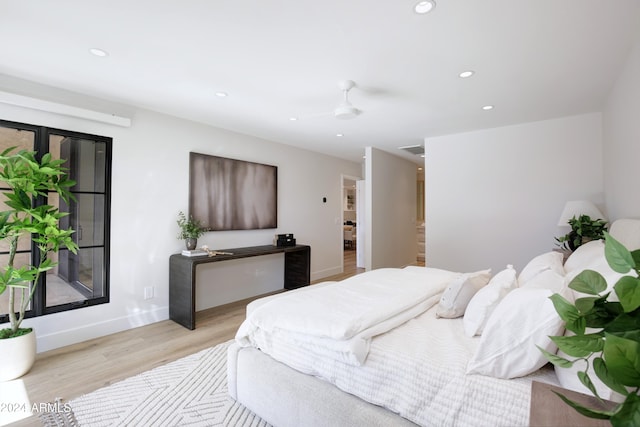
[605,232,636,274]
[570,269,608,295]
[537,345,575,368]
[605,314,640,336]
[615,276,640,313]
[632,250,640,269]
[603,333,640,387]
[584,299,622,329]
[552,391,613,420]
[593,357,630,396]
[575,295,603,314]
[578,371,602,400]
[610,393,640,427]
[550,293,580,323]
[550,334,604,358]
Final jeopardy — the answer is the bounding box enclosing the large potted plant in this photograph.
[0,147,77,381]
[541,232,640,426]
[556,214,608,251]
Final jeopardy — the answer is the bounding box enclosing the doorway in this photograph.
[342,175,365,274]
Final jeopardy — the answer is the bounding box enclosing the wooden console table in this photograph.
[169,244,311,330]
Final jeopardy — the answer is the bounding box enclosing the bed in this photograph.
[227,218,640,427]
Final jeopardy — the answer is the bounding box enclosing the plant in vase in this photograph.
[556,214,608,251]
[540,232,640,426]
[176,211,205,250]
[0,147,78,380]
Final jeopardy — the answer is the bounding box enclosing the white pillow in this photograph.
[463,265,518,337]
[564,239,635,294]
[436,269,491,319]
[564,239,604,276]
[466,287,565,379]
[520,269,566,293]
[518,251,565,286]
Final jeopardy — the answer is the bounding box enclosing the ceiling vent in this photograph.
[398,144,425,155]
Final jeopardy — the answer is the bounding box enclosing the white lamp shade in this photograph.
[557,200,606,226]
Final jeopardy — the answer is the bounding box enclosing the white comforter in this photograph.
[235,266,459,365]
[234,266,560,426]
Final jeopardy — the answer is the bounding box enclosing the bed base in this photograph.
[227,343,418,427]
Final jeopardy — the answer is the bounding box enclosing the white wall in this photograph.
[603,34,640,220]
[365,147,418,270]
[0,87,361,352]
[424,113,604,273]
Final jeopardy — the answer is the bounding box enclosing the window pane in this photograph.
[49,135,107,193]
[0,126,35,252]
[0,253,33,316]
[47,247,104,308]
[0,191,31,253]
[74,194,105,247]
[0,126,34,157]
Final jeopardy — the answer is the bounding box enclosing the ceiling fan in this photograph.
[333,80,362,120]
[295,80,363,121]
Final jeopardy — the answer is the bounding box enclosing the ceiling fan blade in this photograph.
[292,110,334,120]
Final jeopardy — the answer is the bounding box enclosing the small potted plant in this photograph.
[176,211,205,250]
[541,232,640,426]
[556,214,608,251]
[0,147,78,381]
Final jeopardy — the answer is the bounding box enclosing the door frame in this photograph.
[341,174,361,273]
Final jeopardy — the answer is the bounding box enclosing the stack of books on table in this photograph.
[181,249,208,257]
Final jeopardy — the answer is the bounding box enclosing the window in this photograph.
[0,120,111,320]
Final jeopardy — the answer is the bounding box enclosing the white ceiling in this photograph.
[1,1,639,164]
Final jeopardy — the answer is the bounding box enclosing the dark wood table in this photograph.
[169,244,310,330]
[529,381,615,427]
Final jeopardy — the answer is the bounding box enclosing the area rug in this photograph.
[41,340,270,426]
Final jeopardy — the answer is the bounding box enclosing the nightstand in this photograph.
[529,381,615,427]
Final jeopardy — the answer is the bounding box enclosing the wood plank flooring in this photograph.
[8,249,420,426]
[7,253,365,426]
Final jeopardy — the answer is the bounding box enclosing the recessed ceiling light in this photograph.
[482,105,494,111]
[336,133,344,137]
[215,92,228,98]
[289,117,298,121]
[414,0,436,14]
[89,48,108,57]
[459,70,475,78]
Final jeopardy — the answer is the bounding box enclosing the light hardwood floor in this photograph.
[8,252,365,426]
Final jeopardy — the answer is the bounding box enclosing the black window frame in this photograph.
[0,119,112,321]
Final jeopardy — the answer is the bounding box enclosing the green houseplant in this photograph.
[0,147,78,380]
[556,214,608,251]
[540,232,640,426]
[176,211,205,250]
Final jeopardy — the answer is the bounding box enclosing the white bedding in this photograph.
[234,266,559,426]
[236,266,459,365]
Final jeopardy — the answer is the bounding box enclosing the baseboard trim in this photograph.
[311,266,342,282]
[35,306,169,353]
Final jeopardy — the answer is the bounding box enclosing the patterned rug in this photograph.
[40,340,270,426]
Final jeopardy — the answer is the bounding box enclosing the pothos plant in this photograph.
[0,147,78,339]
[540,232,640,426]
